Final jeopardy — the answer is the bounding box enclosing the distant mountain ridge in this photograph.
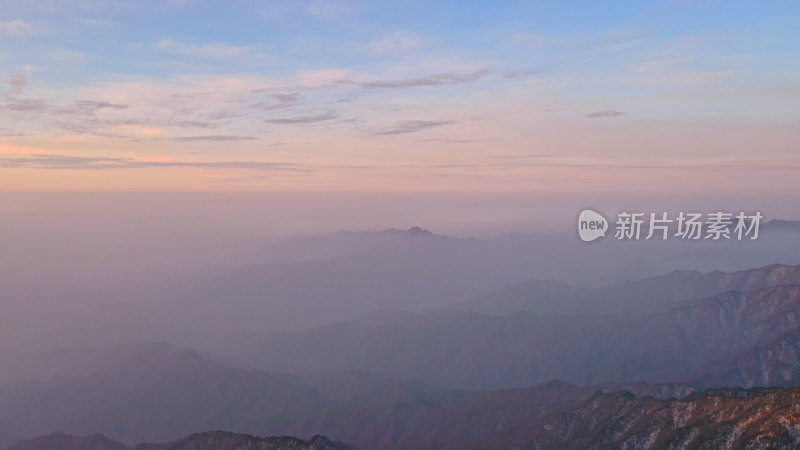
[136,431,347,450]
[6,263,800,449]
[9,386,800,450]
[512,387,800,450]
[7,431,348,450]
[18,220,800,351]
[0,344,731,450]
[763,218,800,233]
[457,263,800,317]
[340,226,442,239]
[258,226,447,263]
[236,263,800,389]
[0,345,596,449]
[690,328,800,388]
[0,347,333,448]
[7,432,127,450]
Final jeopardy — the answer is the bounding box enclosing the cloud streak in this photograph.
[585,110,623,118]
[7,73,27,92]
[72,100,127,111]
[0,153,306,171]
[172,135,256,142]
[489,154,556,159]
[2,96,130,116]
[0,97,48,112]
[248,93,302,111]
[0,19,34,37]
[373,120,454,135]
[504,68,551,79]
[265,111,337,124]
[341,69,489,90]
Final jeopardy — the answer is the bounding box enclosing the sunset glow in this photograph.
[1,1,797,194]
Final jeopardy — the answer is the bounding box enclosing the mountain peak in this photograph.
[9,431,350,450]
[138,430,348,450]
[8,431,127,450]
[383,226,436,237]
[764,218,800,231]
[334,226,442,239]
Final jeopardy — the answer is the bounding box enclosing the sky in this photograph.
[0,0,798,194]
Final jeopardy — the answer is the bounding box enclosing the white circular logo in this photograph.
[577,209,608,242]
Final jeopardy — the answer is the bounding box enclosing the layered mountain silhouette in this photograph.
[8,431,348,450]
[457,262,800,317]
[691,329,800,388]
[19,221,800,354]
[7,432,127,450]
[0,346,592,448]
[4,262,800,449]
[8,385,800,449]
[0,347,333,447]
[502,387,800,449]
[221,264,800,389]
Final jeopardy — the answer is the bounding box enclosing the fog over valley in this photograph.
[3,192,800,354]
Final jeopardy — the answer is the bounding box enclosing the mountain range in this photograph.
[9,221,800,354]
[216,263,800,389]
[7,431,348,450]
[4,261,800,448]
[7,382,800,449]
[503,387,800,449]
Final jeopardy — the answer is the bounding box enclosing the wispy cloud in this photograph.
[0,97,48,112]
[504,68,552,79]
[2,96,129,116]
[74,100,127,110]
[50,118,222,137]
[58,100,128,115]
[0,127,24,137]
[248,93,302,111]
[418,137,481,144]
[585,110,623,118]
[489,153,556,159]
[373,120,454,135]
[0,154,120,169]
[265,111,337,124]
[0,68,491,141]
[7,74,27,92]
[6,65,32,92]
[0,19,35,37]
[172,135,256,142]
[0,153,305,171]
[342,69,489,90]
[271,93,301,104]
[0,89,224,137]
[167,120,220,129]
